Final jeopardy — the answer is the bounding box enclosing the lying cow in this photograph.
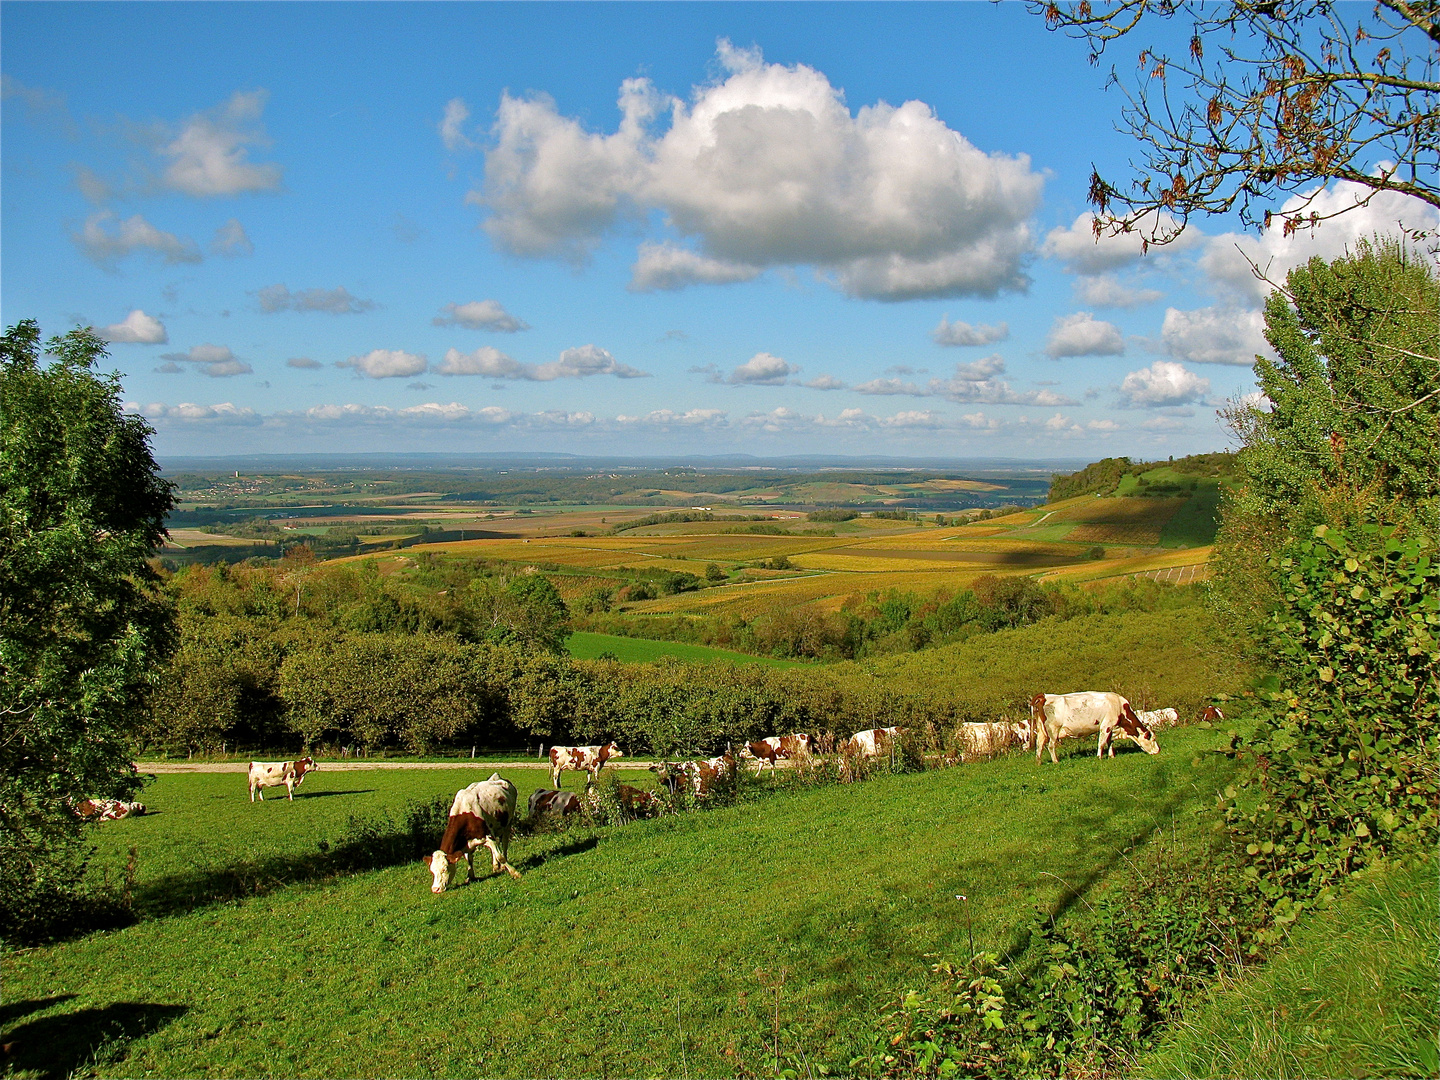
[739,733,813,773]
[528,787,581,823]
[247,757,316,802]
[1030,692,1158,764]
[1201,705,1226,722]
[76,799,146,821]
[681,754,734,797]
[1136,707,1179,729]
[956,719,1030,758]
[842,727,900,759]
[424,774,522,893]
[548,742,624,788]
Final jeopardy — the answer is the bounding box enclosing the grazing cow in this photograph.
[548,742,624,788]
[1030,692,1159,764]
[1136,707,1180,729]
[842,727,900,759]
[956,719,1031,757]
[1201,705,1226,722]
[247,757,316,802]
[739,733,813,773]
[424,774,522,893]
[681,754,734,797]
[76,799,146,821]
[528,788,580,823]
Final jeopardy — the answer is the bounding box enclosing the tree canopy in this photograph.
[0,320,176,925]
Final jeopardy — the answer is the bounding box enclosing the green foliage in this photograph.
[1218,522,1439,905]
[1214,238,1439,640]
[0,319,176,941]
[1048,456,1133,501]
[808,509,859,522]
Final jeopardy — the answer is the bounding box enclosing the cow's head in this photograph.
[603,742,624,762]
[1029,693,1047,724]
[423,850,464,894]
[1118,704,1160,755]
[296,756,317,779]
[1202,705,1226,722]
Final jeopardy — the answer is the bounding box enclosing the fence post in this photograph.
[471,745,476,759]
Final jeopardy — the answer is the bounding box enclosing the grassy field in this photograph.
[5,727,1240,1079]
[1136,856,1438,1079]
[565,631,806,667]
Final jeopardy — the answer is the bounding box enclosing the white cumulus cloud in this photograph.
[101,309,167,344]
[158,343,252,377]
[161,90,282,197]
[726,352,798,385]
[1199,179,1440,303]
[257,284,376,314]
[437,344,647,380]
[74,211,201,268]
[1045,312,1125,358]
[1118,360,1211,408]
[474,40,1043,300]
[440,97,476,152]
[1161,306,1269,366]
[432,300,529,332]
[338,349,428,379]
[124,401,261,425]
[211,218,253,257]
[932,317,1009,347]
[1042,212,1199,274]
[628,243,763,291]
[1073,275,1163,308]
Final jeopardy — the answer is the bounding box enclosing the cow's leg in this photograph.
[482,836,522,880]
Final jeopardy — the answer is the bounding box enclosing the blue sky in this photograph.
[4,2,1433,459]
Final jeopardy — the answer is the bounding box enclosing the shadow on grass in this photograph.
[297,789,375,799]
[1,1000,186,1080]
[514,834,600,872]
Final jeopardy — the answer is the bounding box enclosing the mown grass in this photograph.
[565,630,805,667]
[1134,855,1439,1080]
[4,727,1239,1079]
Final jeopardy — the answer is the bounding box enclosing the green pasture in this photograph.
[566,630,806,667]
[1138,855,1438,1079]
[1158,482,1223,548]
[5,726,1241,1079]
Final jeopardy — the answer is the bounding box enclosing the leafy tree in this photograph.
[468,572,570,653]
[1214,238,1439,633]
[1038,0,1439,242]
[0,320,176,936]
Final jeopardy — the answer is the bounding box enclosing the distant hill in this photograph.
[1049,452,1235,503]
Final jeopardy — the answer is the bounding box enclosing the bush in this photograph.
[1218,522,1439,907]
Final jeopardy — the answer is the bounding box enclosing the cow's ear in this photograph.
[447,851,465,865]
[422,855,432,869]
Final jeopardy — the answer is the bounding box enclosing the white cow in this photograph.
[1030,692,1159,764]
[1136,707,1179,729]
[956,719,1031,757]
[247,757,316,802]
[424,774,522,893]
[843,727,900,759]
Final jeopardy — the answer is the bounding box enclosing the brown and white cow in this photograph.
[528,787,581,823]
[1136,707,1180,729]
[680,754,734,797]
[588,783,662,819]
[424,774,522,893]
[247,757,316,802]
[842,727,900,759]
[547,742,624,788]
[1030,692,1159,764]
[76,799,146,821]
[1201,705,1226,722]
[739,733,814,773]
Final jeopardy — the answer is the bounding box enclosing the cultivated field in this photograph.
[5,726,1241,1078]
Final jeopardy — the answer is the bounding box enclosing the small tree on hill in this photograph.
[0,320,177,939]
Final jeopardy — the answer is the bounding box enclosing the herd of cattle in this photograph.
[82,690,1224,896]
